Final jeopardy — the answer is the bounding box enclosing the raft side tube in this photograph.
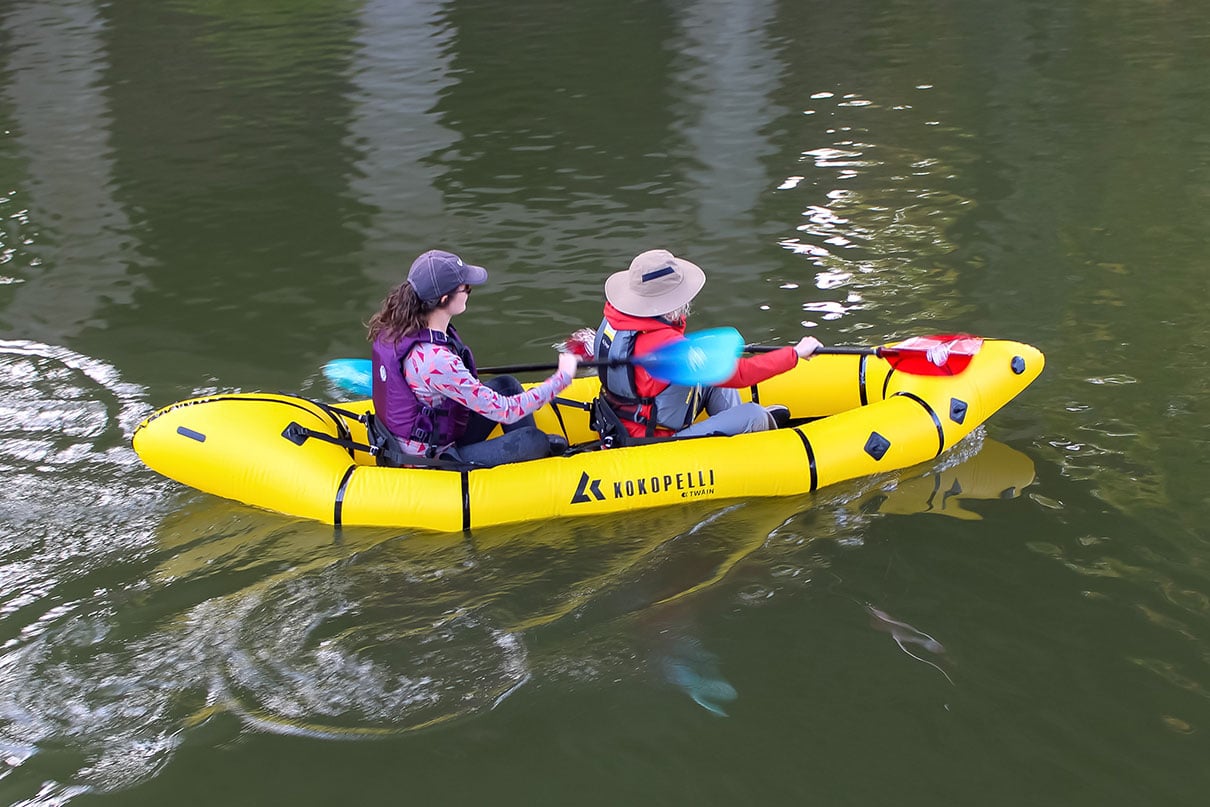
[338,465,468,531]
[748,353,890,417]
[799,395,949,491]
[133,394,352,523]
[466,427,817,529]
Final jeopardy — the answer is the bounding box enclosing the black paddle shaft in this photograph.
[477,359,626,375]
[481,346,888,373]
[745,343,886,357]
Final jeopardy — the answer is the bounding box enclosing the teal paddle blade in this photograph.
[635,327,744,386]
[323,358,372,397]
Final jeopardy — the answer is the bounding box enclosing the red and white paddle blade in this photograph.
[887,334,984,375]
[553,328,597,360]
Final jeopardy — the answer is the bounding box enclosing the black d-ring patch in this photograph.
[864,432,891,461]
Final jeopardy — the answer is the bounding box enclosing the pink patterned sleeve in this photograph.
[417,346,572,424]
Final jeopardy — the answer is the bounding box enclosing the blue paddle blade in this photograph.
[323,358,373,397]
[636,327,744,386]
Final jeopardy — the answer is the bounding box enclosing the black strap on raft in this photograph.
[301,399,471,468]
[552,397,591,411]
[313,402,368,423]
[589,397,678,449]
[280,417,480,471]
[545,396,586,446]
[282,420,376,454]
[364,413,485,469]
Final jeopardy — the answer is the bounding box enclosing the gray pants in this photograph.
[441,375,552,467]
[674,388,773,438]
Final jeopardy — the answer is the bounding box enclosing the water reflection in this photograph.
[776,87,978,330]
[856,437,1036,521]
[0,0,145,343]
[93,501,788,743]
[674,0,780,234]
[865,603,952,685]
[345,0,459,287]
[658,635,737,717]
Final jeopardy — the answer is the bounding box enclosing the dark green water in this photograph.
[3,0,1210,804]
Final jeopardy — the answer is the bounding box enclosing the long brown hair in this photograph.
[366,281,437,342]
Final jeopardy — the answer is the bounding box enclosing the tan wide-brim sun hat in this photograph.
[604,249,707,318]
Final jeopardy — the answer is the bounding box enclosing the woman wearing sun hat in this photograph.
[595,249,820,441]
[367,249,578,467]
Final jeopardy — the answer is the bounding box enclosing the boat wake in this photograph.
[0,340,180,803]
[207,543,532,739]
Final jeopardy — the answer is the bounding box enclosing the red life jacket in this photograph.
[594,305,701,436]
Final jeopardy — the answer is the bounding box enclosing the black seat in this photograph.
[589,397,676,448]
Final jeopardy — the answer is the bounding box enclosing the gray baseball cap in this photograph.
[407,249,489,303]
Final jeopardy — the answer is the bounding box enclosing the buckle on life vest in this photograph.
[602,392,660,434]
[602,392,643,424]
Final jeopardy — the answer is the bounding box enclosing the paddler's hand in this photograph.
[557,351,581,378]
[794,336,822,359]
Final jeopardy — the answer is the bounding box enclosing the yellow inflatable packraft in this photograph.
[132,339,1043,531]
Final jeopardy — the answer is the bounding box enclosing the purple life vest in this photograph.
[371,326,478,452]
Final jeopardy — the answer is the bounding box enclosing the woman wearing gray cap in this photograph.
[595,249,820,442]
[366,249,579,467]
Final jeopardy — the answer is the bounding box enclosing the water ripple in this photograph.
[211,552,531,739]
[0,341,169,799]
[776,87,979,329]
